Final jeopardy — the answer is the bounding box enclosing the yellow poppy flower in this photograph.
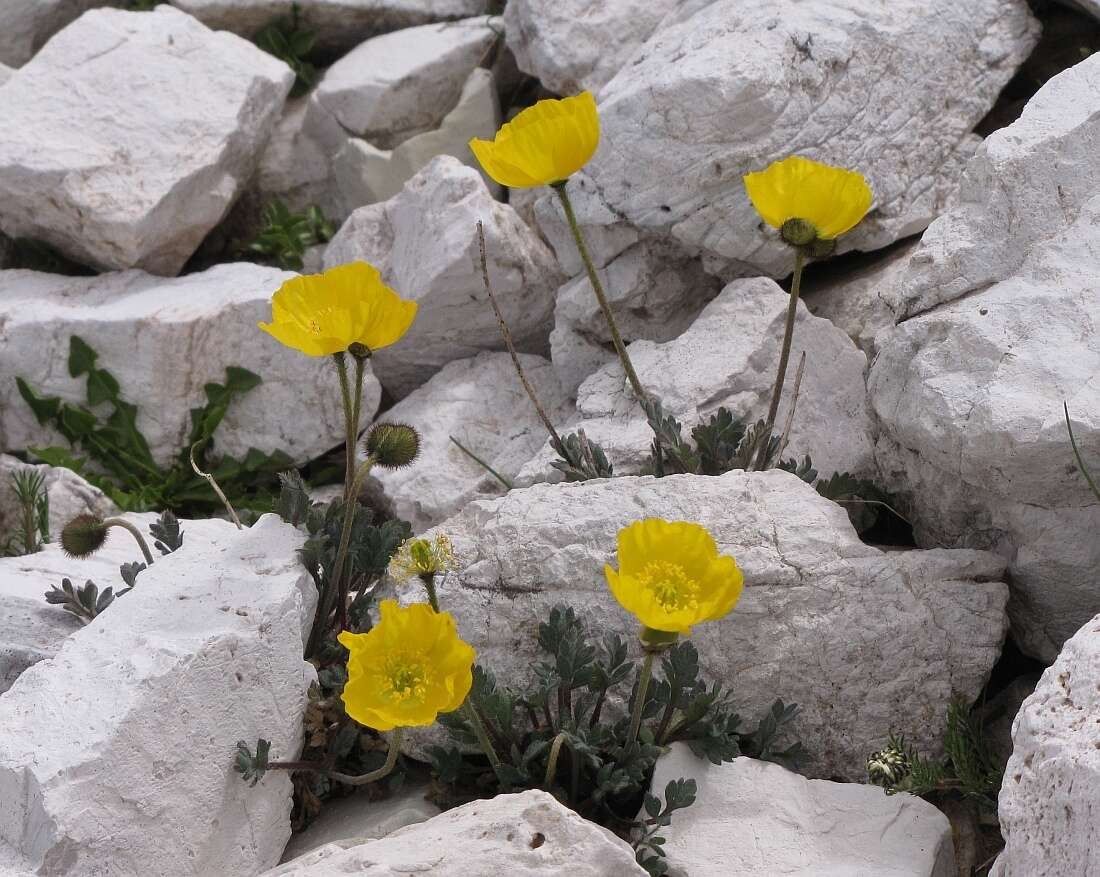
[469,91,599,189]
[743,156,872,241]
[258,261,418,357]
[604,519,744,636]
[338,600,475,732]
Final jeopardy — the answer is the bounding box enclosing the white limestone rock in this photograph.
[0,63,13,87]
[324,156,562,398]
[170,0,489,55]
[370,352,574,532]
[991,614,1100,877]
[550,240,722,395]
[869,197,1100,659]
[311,18,497,149]
[802,239,919,355]
[503,0,677,96]
[0,515,316,876]
[255,96,336,217]
[0,6,294,275]
[0,0,105,68]
[265,789,646,876]
[279,779,440,863]
[648,745,955,877]
[0,454,117,548]
[521,277,875,485]
[331,67,502,212]
[0,264,372,469]
[577,0,1037,277]
[406,470,1009,779]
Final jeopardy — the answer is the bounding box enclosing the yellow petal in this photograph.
[743,155,872,240]
[469,92,599,189]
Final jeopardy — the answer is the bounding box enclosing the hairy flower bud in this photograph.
[60,514,109,558]
[365,422,420,469]
[780,217,818,247]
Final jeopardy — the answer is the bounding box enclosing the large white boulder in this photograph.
[331,67,502,212]
[503,0,677,95]
[170,0,490,55]
[647,745,955,877]
[0,6,293,275]
[991,614,1100,877]
[550,240,722,395]
[311,18,497,148]
[869,55,1100,661]
[371,352,574,532]
[0,515,316,876]
[407,470,1009,779]
[324,156,562,398]
[265,789,646,876]
[0,264,370,468]
[572,0,1037,277]
[0,0,105,68]
[522,277,875,484]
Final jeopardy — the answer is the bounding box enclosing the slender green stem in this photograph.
[449,435,514,490]
[337,358,367,631]
[626,650,656,746]
[754,248,806,470]
[544,731,568,789]
[420,572,440,612]
[553,183,648,404]
[655,679,681,745]
[102,517,155,566]
[269,727,403,786]
[334,353,355,499]
[1065,402,1100,503]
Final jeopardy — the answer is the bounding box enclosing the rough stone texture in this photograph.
[802,239,919,356]
[521,277,875,485]
[324,156,562,398]
[0,63,13,87]
[312,18,497,149]
[550,240,722,395]
[407,470,1009,779]
[503,0,677,95]
[991,613,1100,877]
[265,790,646,876]
[0,515,316,876]
[0,6,294,275]
[170,0,490,55]
[0,264,371,468]
[280,780,440,863]
[870,182,1100,658]
[0,0,105,68]
[255,96,336,218]
[648,745,955,877]
[0,454,117,548]
[370,352,574,532]
[331,68,502,212]
[576,0,1038,277]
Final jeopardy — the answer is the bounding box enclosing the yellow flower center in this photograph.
[637,561,699,612]
[382,653,429,703]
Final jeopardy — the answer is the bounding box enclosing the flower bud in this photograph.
[61,514,109,558]
[809,237,837,260]
[780,217,817,247]
[365,423,420,469]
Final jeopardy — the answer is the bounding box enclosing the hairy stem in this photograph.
[189,441,243,529]
[544,731,568,789]
[102,517,155,566]
[552,183,648,404]
[1066,402,1100,502]
[269,727,403,786]
[464,700,507,785]
[449,435,514,490]
[754,249,805,470]
[626,650,656,747]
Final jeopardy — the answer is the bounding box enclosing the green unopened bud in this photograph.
[60,514,109,558]
[409,539,434,571]
[365,423,420,469]
[809,237,836,260]
[780,217,817,247]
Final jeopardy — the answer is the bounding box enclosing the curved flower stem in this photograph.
[544,731,568,789]
[269,727,403,786]
[626,650,656,747]
[102,517,155,566]
[1065,402,1100,503]
[333,353,355,499]
[552,183,648,404]
[754,248,806,471]
[189,440,243,529]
